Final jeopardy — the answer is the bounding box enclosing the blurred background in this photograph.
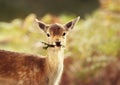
[0,0,120,85]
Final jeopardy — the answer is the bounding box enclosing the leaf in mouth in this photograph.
[41,41,65,49]
[41,41,55,49]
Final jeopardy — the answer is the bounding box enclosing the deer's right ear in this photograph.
[35,19,48,32]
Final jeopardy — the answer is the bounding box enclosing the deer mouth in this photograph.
[41,41,64,49]
[56,43,62,47]
[54,44,65,48]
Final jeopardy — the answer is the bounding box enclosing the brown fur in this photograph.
[0,50,48,85]
[49,24,64,36]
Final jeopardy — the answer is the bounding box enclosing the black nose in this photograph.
[55,42,61,46]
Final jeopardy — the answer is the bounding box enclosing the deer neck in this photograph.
[47,47,64,69]
[46,47,64,85]
[48,47,64,63]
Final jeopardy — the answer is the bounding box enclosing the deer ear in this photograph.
[64,16,80,31]
[35,19,48,32]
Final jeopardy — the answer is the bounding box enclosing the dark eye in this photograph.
[62,33,66,36]
[47,33,50,37]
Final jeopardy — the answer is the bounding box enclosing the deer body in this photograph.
[0,48,63,85]
[0,17,80,85]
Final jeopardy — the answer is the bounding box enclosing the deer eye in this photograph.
[62,32,66,36]
[47,33,50,37]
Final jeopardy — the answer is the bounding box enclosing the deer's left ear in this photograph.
[64,16,80,31]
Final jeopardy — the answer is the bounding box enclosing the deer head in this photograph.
[35,17,80,49]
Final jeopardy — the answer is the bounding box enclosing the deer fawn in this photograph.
[0,16,80,85]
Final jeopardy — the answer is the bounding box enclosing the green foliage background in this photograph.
[0,0,120,85]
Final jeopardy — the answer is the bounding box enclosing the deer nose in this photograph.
[55,42,61,46]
